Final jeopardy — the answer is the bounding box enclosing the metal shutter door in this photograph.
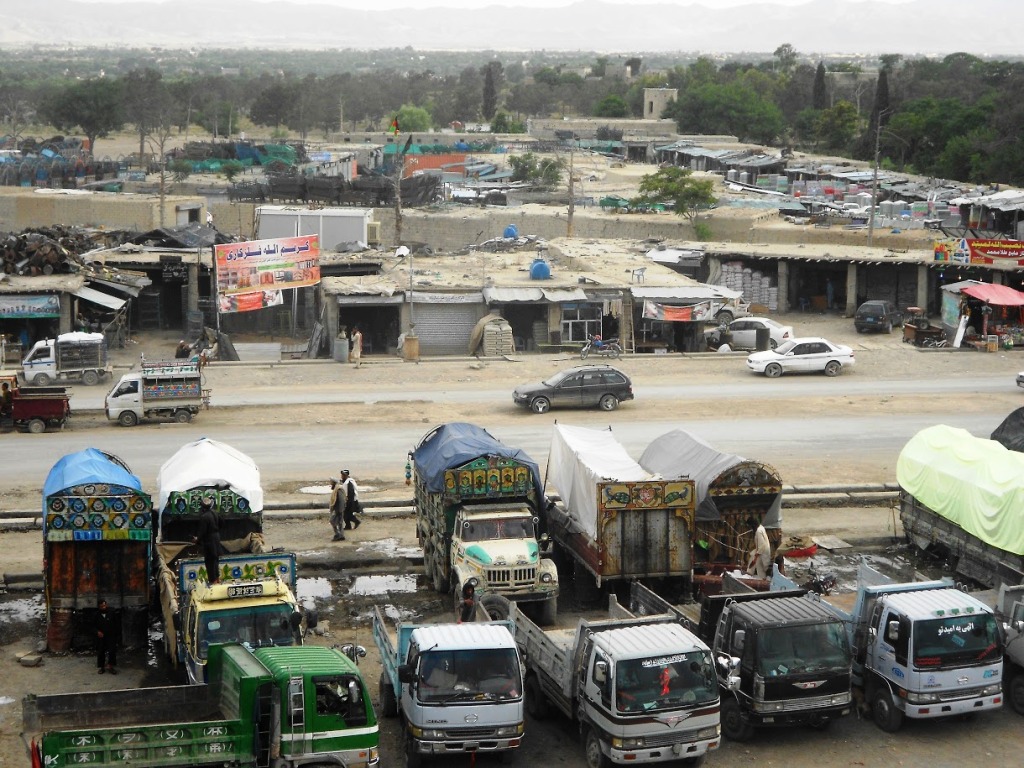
[414,303,486,355]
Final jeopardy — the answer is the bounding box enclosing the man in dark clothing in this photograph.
[95,599,117,674]
[193,497,222,584]
[457,583,476,624]
[341,469,361,530]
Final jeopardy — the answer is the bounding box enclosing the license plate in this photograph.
[227,583,264,598]
[865,316,875,322]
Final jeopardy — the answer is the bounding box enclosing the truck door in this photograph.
[108,378,140,410]
[875,610,909,682]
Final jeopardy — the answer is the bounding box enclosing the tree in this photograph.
[122,68,174,161]
[250,81,299,131]
[773,44,798,74]
[508,152,563,189]
[667,82,784,144]
[37,78,124,152]
[812,62,828,110]
[594,94,628,117]
[633,166,716,223]
[491,111,525,133]
[481,61,502,120]
[395,103,432,132]
[815,100,859,150]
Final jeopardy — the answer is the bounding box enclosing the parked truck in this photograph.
[410,422,559,623]
[997,584,1024,714]
[545,423,696,602]
[106,358,208,426]
[156,438,313,684]
[372,605,524,767]
[8,380,71,433]
[778,559,1004,732]
[22,331,111,386]
[627,581,851,742]
[897,424,1024,588]
[23,642,379,768]
[510,596,722,768]
[42,448,153,653]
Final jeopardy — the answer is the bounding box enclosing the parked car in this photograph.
[513,364,634,413]
[705,316,794,351]
[854,300,903,333]
[747,337,855,378]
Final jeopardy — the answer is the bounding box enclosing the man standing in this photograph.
[350,326,363,368]
[457,583,476,624]
[746,517,772,578]
[95,599,117,675]
[193,496,222,584]
[341,469,361,530]
[328,478,346,542]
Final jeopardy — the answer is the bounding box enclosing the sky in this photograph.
[82,0,912,7]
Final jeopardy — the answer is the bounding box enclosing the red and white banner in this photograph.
[643,300,713,322]
[215,235,320,313]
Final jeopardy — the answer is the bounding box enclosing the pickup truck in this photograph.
[511,596,721,767]
[22,331,111,386]
[373,605,524,767]
[106,358,207,426]
[23,642,379,768]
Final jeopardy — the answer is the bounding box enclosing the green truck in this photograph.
[23,643,379,768]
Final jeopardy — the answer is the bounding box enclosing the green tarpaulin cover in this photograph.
[897,424,1024,556]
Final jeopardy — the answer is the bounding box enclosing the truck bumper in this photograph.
[904,694,1002,719]
[609,737,717,764]
[753,704,850,727]
[488,589,557,604]
[415,737,522,755]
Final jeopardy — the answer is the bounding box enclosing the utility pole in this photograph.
[567,137,575,238]
[867,111,886,248]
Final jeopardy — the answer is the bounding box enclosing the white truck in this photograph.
[373,606,524,768]
[105,359,207,426]
[22,332,111,386]
[779,560,1004,732]
[996,584,1024,715]
[511,598,722,768]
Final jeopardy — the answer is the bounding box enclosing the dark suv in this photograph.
[854,300,903,333]
[513,364,634,414]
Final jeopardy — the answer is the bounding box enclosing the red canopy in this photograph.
[960,283,1024,306]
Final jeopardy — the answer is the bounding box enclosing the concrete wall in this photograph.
[0,188,207,233]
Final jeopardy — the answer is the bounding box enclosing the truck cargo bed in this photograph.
[24,684,223,732]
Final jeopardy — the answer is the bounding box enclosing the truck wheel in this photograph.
[871,687,904,733]
[379,671,398,717]
[1009,673,1024,715]
[480,594,512,621]
[173,409,192,423]
[27,418,45,434]
[538,596,558,626]
[81,370,100,386]
[32,373,51,386]
[525,674,549,718]
[720,698,754,742]
[118,411,139,427]
[583,729,609,768]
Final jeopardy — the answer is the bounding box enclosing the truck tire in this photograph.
[1011,672,1024,715]
[720,697,754,742]
[118,411,139,427]
[525,674,549,719]
[538,596,558,626]
[81,370,100,386]
[173,409,192,423]
[27,418,45,434]
[583,729,610,768]
[480,594,512,621]
[32,373,51,386]
[871,687,904,732]
[379,671,398,717]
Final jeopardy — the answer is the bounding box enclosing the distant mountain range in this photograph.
[0,0,1015,56]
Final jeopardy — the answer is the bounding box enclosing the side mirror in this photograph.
[594,659,608,684]
[732,629,746,652]
[726,675,741,692]
[887,620,900,641]
[398,664,415,684]
[349,679,362,704]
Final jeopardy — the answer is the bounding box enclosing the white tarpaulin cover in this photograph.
[547,423,656,539]
[157,437,264,514]
[897,424,1024,556]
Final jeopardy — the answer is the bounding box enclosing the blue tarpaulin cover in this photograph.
[412,422,543,500]
[43,448,141,501]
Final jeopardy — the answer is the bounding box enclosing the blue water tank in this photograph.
[503,224,519,238]
[529,258,551,280]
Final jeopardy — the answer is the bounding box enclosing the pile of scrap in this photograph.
[1,227,100,276]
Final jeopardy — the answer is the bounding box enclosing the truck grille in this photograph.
[642,728,706,748]
[937,685,987,702]
[443,727,498,739]
[777,692,850,712]
[485,566,536,588]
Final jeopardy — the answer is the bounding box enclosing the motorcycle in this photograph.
[580,334,622,360]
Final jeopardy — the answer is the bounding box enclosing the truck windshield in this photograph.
[912,613,1002,668]
[198,604,296,658]
[462,518,535,542]
[616,651,717,713]
[757,623,849,676]
[418,648,522,703]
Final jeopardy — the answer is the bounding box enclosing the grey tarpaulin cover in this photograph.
[991,406,1024,453]
[639,429,782,529]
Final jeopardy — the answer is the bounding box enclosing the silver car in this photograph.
[746,337,855,378]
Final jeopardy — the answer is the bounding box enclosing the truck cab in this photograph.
[451,504,559,622]
[181,575,305,685]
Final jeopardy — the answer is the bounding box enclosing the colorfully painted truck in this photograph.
[156,438,312,684]
[372,605,524,767]
[42,448,153,653]
[411,422,559,624]
[22,331,111,386]
[544,424,696,602]
[897,424,1024,589]
[23,642,379,768]
[106,359,207,426]
[510,596,722,768]
[779,559,1004,732]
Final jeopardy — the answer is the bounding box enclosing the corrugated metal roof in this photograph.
[0,274,84,294]
[254,645,360,677]
[542,287,589,302]
[595,622,704,658]
[884,588,991,621]
[632,285,742,301]
[483,286,544,302]
[732,596,836,625]
[411,622,517,650]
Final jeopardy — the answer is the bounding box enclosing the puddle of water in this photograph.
[0,696,14,706]
[782,546,948,596]
[358,537,421,559]
[300,484,378,495]
[349,574,418,596]
[298,576,333,600]
[374,603,418,622]
[0,596,44,622]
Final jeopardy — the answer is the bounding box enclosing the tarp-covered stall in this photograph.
[897,424,1024,587]
[639,429,783,569]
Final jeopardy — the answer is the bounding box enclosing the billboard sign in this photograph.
[214,235,320,310]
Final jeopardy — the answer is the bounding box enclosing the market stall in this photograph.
[940,280,1024,349]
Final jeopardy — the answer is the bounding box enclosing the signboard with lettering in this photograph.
[934,238,1024,266]
[214,235,320,314]
[161,255,188,282]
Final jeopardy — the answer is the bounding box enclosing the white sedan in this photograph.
[706,317,794,351]
[747,337,855,378]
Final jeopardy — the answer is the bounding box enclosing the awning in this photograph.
[541,287,589,302]
[73,285,127,311]
[961,282,1024,306]
[410,291,484,304]
[632,285,742,301]
[483,286,544,303]
[89,278,143,298]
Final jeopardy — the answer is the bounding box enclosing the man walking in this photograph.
[341,469,361,530]
[95,598,117,675]
[328,478,346,541]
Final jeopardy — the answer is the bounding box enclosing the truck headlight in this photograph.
[696,725,720,740]
[541,572,553,583]
[467,577,479,587]
[421,729,446,740]
[906,691,939,704]
[368,747,380,765]
[983,684,1002,697]
[495,724,524,737]
[612,736,644,749]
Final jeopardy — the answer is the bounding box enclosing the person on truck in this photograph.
[95,599,117,675]
[0,381,11,418]
[746,517,771,577]
[193,497,223,584]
